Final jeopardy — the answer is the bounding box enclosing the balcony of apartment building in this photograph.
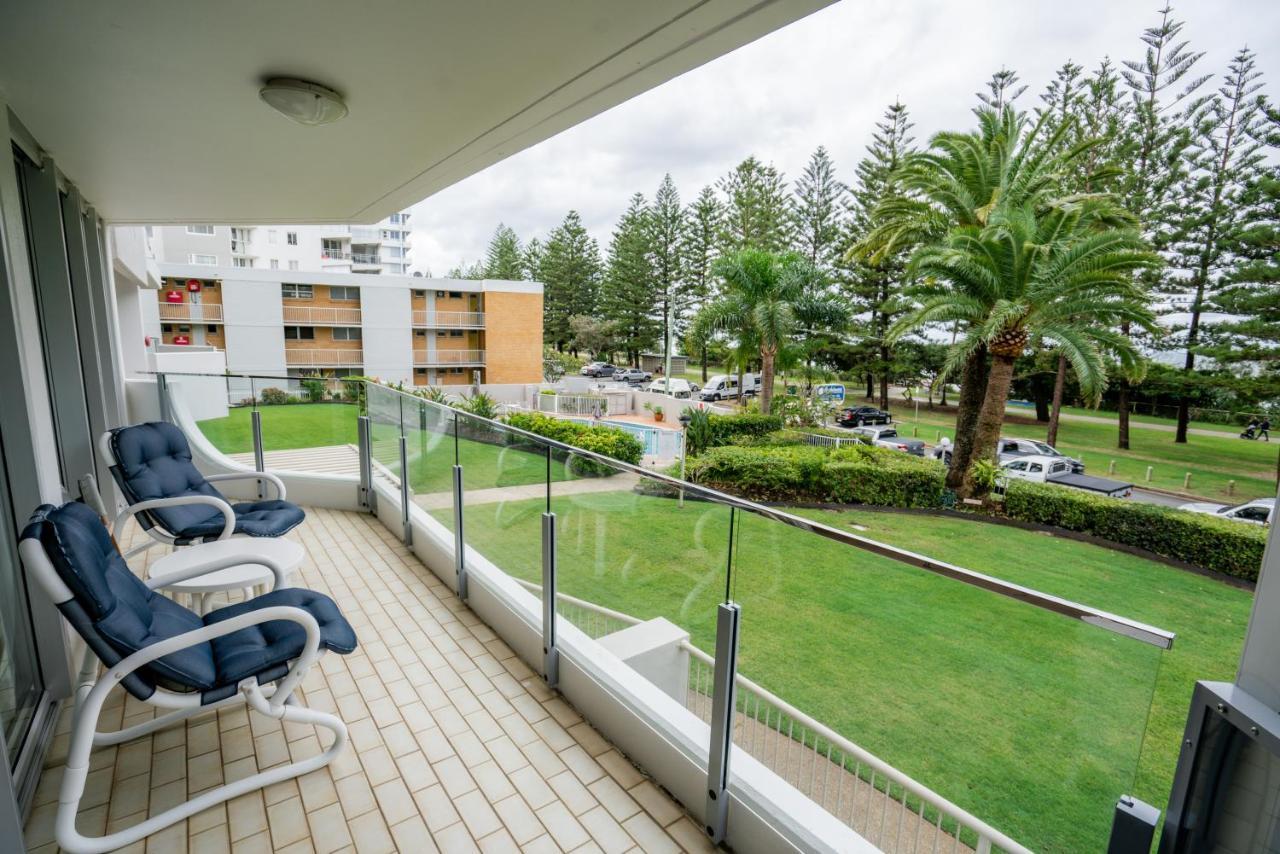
[412,348,486,367]
[157,301,224,323]
[412,309,485,328]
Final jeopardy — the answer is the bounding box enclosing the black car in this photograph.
[837,405,892,427]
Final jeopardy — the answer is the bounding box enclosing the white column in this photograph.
[1237,492,1280,709]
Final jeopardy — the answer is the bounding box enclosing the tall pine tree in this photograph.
[540,211,601,353]
[1167,47,1268,441]
[483,224,523,279]
[791,146,848,272]
[843,101,915,410]
[681,186,723,382]
[717,157,791,253]
[648,174,685,380]
[522,237,544,281]
[1113,4,1209,447]
[600,194,660,366]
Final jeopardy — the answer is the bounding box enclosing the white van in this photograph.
[698,374,760,401]
[698,375,739,401]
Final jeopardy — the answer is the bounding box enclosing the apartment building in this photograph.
[147,263,542,385]
[151,210,413,275]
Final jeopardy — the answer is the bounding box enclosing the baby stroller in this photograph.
[1241,420,1260,440]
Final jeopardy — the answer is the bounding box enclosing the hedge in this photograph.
[503,411,643,475]
[1003,480,1267,582]
[686,445,946,508]
[683,444,1267,580]
[706,413,784,447]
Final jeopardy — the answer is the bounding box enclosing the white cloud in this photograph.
[408,0,1280,275]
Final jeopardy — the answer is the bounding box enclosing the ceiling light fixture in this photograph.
[259,78,348,126]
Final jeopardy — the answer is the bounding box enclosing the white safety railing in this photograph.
[158,303,223,322]
[283,348,363,366]
[350,252,380,264]
[536,393,627,416]
[281,305,362,325]
[412,349,485,366]
[411,310,485,328]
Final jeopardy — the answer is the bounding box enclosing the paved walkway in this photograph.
[414,472,640,511]
[227,444,361,476]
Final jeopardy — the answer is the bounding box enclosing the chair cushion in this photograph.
[109,422,227,536]
[177,500,306,541]
[21,502,217,696]
[204,588,358,686]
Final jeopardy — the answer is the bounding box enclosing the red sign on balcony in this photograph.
[165,290,183,303]
[186,279,202,292]
[172,335,190,345]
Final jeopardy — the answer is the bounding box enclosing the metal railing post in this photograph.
[156,373,171,423]
[398,433,412,546]
[251,409,265,499]
[397,397,412,546]
[542,509,559,689]
[357,415,374,512]
[453,463,466,600]
[705,599,741,844]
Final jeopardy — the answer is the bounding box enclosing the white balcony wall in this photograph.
[220,278,285,374]
[361,286,412,384]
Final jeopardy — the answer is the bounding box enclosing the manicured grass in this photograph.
[889,403,1278,501]
[445,482,1249,852]
[196,403,359,454]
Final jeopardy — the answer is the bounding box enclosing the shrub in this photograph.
[456,391,499,420]
[705,413,784,448]
[684,408,713,456]
[1003,481,1267,581]
[504,411,643,475]
[259,387,290,406]
[301,377,327,403]
[685,445,946,508]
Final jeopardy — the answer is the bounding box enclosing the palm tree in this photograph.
[894,198,1158,494]
[858,105,1152,492]
[694,250,848,415]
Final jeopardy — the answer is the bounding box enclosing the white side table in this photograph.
[148,537,305,615]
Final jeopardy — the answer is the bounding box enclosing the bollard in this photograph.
[1108,459,1116,475]
[1228,480,1236,496]
[1184,472,1192,489]
[1145,466,1153,483]
[912,425,918,437]
[936,430,941,442]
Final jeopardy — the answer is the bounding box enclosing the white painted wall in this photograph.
[220,278,285,374]
[361,286,412,384]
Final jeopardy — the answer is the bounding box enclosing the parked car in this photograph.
[613,367,652,384]
[580,362,616,378]
[1179,497,1275,525]
[996,436,1084,473]
[646,378,696,398]
[837,405,892,427]
[849,425,926,456]
[1001,455,1132,498]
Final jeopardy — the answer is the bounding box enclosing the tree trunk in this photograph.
[939,381,948,408]
[1033,386,1050,422]
[865,372,874,400]
[962,353,1017,498]
[1175,280,1206,444]
[701,344,708,384]
[759,347,776,415]
[878,344,890,410]
[1047,353,1067,447]
[736,365,745,409]
[946,345,990,492]
[1117,322,1131,450]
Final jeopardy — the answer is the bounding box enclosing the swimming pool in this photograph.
[567,418,683,458]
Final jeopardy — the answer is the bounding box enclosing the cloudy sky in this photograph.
[407,0,1280,276]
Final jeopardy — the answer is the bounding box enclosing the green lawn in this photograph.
[890,402,1278,501]
[196,403,359,454]
[445,480,1249,853]
[195,403,568,496]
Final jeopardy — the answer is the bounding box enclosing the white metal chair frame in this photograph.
[19,538,349,854]
[98,431,288,557]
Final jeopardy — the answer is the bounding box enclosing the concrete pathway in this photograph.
[414,470,641,510]
[227,443,360,476]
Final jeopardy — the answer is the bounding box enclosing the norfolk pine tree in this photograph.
[540,211,602,353]
[681,186,723,382]
[601,194,660,366]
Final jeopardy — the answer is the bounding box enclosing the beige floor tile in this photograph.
[334,773,378,819]
[586,777,641,824]
[413,782,463,833]
[266,796,310,849]
[579,805,634,854]
[628,780,682,827]
[390,815,440,853]
[304,802,353,854]
[621,811,679,854]
[665,816,717,852]
[492,794,546,845]
[536,801,591,851]
[190,822,231,854]
[346,810,396,854]
[227,792,268,843]
[547,769,597,817]
[372,778,418,826]
[431,821,481,854]
[454,788,503,839]
[560,745,606,786]
[509,765,557,810]
[596,750,644,790]
[477,827,520,853]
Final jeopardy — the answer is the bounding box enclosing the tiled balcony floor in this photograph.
[25,508,711,853]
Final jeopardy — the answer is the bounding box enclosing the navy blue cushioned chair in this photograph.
[19,500,356,854]
[103,421,305,554]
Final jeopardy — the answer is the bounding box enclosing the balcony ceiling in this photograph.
[0,0,831,225]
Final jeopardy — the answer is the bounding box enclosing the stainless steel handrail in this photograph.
[162,371,1177,649]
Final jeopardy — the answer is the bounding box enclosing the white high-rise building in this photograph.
[150,211,414,275]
